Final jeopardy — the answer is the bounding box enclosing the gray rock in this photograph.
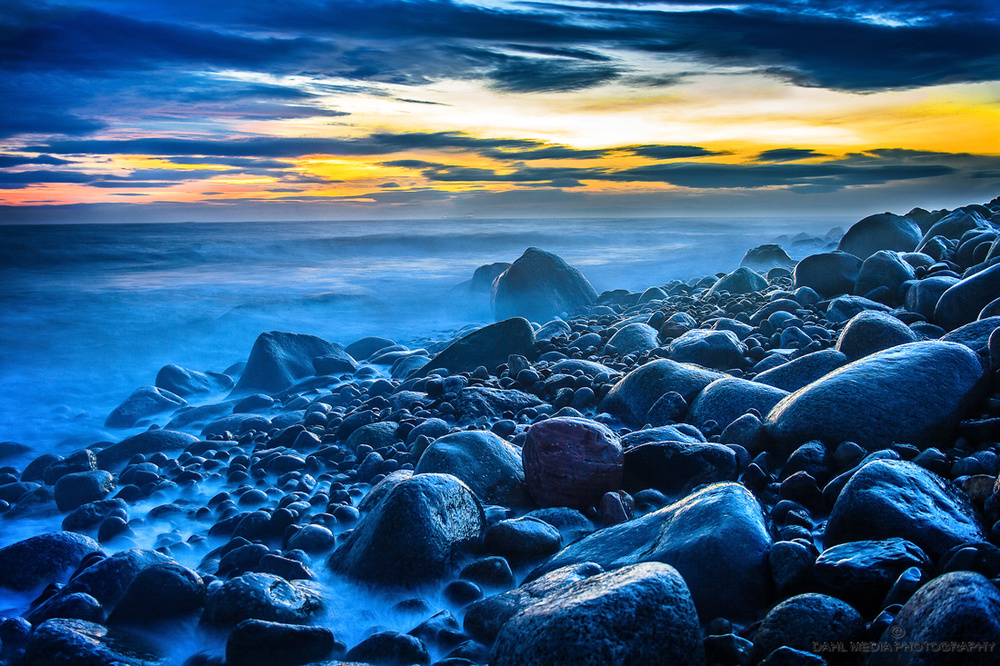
[764,341,985,455]
[834,310,919,361]
[418,317,536,377]
[751,593,864,663]
[492,247,598,323]
[492,562,705,666]
[94,430,198,470]
[600,359,723,427]
[838,213,922,259]
[415,430,529,506]
[0,532,100,592]
[706,266,768,296]
[935,262,1000,330]
[527,482,772,622]
[870,571,1000,666]
[328,473,485,586]
[201,573,323,628]
[826,459,986,559]
[794,251,862,297]
[602,322,659,356]
[104,386,186,428]
[232,331,336,394]
[669,329,747,370]
[754,349,848,392]
[453,387,542,421]
[855,250,916,302]
[54,471,115,512]
[155,364,233,397]
[686,377,789,431]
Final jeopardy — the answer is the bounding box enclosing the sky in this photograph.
[1,0,999,222]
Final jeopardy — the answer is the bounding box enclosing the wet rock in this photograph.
[741,244,796,273]
[344,421,398,453]
[23,618,160,666]
[622,440,737,497]
[96,430,200,470]
[826,459,986,559]
[201,572,323,628]
[104,385,186,429]
[686,377,788,432]
[460,556,515,589]
[751,594,864,663]
[904,275,960,319]
[312,348,358,375]
[941,316,1000,355]
[226,619,338,666]
[600,359,723,427]
[522,417,623,510]
[492,562,705,666]
[415,430,529,506]
[834,310,919,361]
[528,483,772,622]
[491,247,599,323]
[418,317,536,377]
[345,631,430,666]
[62,498,128,533]
[918,209,987,247]
[107,562,206,624]
[794,251,862,297]
[706,266,768,296]
[0,532,100,591]
[855,250,916,303]
[57,549,174,611]
[870,571,1000,666]
[328,473,485,586]
[155,364,233,397]
[201,413,271,439]
[232,331,336,394]
[485,517,562,564]
[344,336,395,361]
[452,387,542,421]
[25,591,104,625]
[668,329,747,370]
[935,263,1000,330]
[838,213,922,259]
[826,294,892,323]
[753,349,848,392]
[764,341,985,455]
[602,322,659,356]
[54,471,115,512]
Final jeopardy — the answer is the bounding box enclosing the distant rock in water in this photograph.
[232,331,336,394]
[837,212,922,259]
[155,364,233,397]
[471,261,512,293]
[705,266,768,297]
[740,244,795,273]
[492,247,598,323]
[418,317,536,377]
[104,385,186,429]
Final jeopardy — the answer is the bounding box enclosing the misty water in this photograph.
[0,216,847,660]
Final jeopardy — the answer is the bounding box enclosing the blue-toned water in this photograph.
[0,217,845,460]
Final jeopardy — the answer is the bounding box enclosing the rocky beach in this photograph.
[3,198,1000,666]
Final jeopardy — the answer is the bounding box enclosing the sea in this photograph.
[0,216,847,659]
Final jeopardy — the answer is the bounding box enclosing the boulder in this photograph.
[686,377,789,432]
[918,209,987,247]
[155,364,233,397]
[23,618,160,666]
[226,619,337,666]
[834,310,919,361]
[344,631,429,666]
[935,262,1000,330]
[108,563,206,624]
[941,316,1000,355]
[622,441,737,497]
[492,562,705,666]
[870,571,1000,666]
[94,430,199,470]
[492,247,598,323]
[312,348,358,375]
[855,250,916,302]
[56,549,174,610]
[754,349,848,393]
[418,317,536,377]
[668,329,747,370]
[470,261,512,293]
[452,387,542,421]
[904,276,960,319]
[838,213,922,259]
[751,594,864,663]
[600,359,724,427]
[601,323,659,356]
[232,331,336,394]
[328,473,485,586]
[54,471,115,512]
[812,538,931,615]
[104,386,186,429]
[415,430,529,506]
[527,483,772,623]
[740,244,796,273]
[201,572,323,628]
[485,517,562,564]
[344,336,395,361]
[826,295,891,323]
[0,532,100,592]
[793,251,862,297]
[764,341,985,455]
[826,459,986,559]
[705,266,768,296]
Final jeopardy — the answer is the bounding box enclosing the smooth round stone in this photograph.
[491,247,598,323]
[460,556,515,589]
[522,417,623,510]
[414,430,529,507]
[834,310,918,361]
[344,631,430,666]
[793,251,862,297]
[201,573,323,628]
[751,593,864,663]
[107,562,206,624]
[705,266,768,296]
[0,532,101,592]
[226,619,338,666]
[668,329,747,371]
[53,471,116,513]
[484,517,562,563]
[838,213,921,260]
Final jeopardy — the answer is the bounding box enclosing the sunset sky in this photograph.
[1,0,999,222]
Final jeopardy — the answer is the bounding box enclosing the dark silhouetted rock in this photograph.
[0,532,100,592]
[415,430,529,506]
[740,244,796,273]
[233,331,336,394]
[95,430,198,470]
[54,471,115,512]
[812,538,931,615]
[904,275,959,319]
[838,213,921,259]
[418,317,536,377]
[751,594,864,663]
[345,631,430,666]
[935,262,1000,330]
[57,549,173,610]
[622,440,737,497]
[793,251,862,297]
[108,562,206,624]
[24,618,160,666]
[485,517,562,564]
[491,247,598,323]
[226,619,337,666]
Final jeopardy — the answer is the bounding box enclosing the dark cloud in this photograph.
[627,145,724,160]
[0,154,72,168]
[756,148,828,162]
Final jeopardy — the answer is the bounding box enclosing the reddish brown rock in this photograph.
[522,417,623,510]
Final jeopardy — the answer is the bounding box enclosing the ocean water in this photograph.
[0,216,847,461]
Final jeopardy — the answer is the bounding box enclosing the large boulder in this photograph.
[527,483,772,622]
[705,266,768,297]
[825,459,986,559]
[601,323,659,356]
[492,562,705,666]
[201,572,323,628]
[854,250,916,302]
[23,618,161,666]
[904,276,960,319]
[754,349,848,393]
[417,317,536,377]
[622,440,737,497]
[935,262,1000,330]
[668,329,747,370]
[95,430,198,470]
[108,562,206,624]
[599,359,723,427]
[686,377,789,432]
[870,571,1000,666]
[232,331,336,394]
[751,593,864,663]
[414,431,529,506]
[740,244,795,273]
[470,261,512,293]
[491,247,598,323]
[793,251,862,297]
[56,549,174,610]
[104,386,186,429]
[155,364,233,397]
[522,417,623,510]
[918,209,987,247]
[54,471,115,512]
[941,316,1000,355]
[0,532,100,592]
[226,619,337,666]
[764,341,985,455]
[838,213,922,260]
[834,310,919,361]
[327,473,485,586]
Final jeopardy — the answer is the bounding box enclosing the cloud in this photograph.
[627,145,724,160]
[756,148,828,162]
